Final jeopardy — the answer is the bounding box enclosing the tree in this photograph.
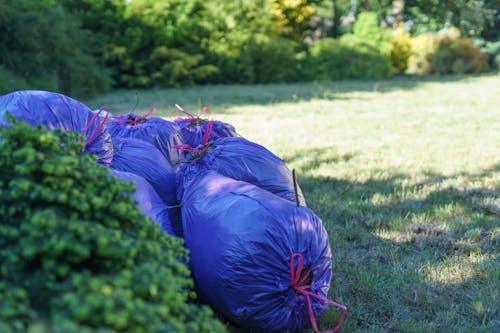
[0,0,111,97]
[406,0,496,36]
[392,0,405,29]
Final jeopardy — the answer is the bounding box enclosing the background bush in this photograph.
[432,36,490,74]
[0,0,496,97]
[353,11,392,56]
[407,33,440,75]
[0,0,111,98]
[303,36,392,81]
[407,28,491,75]
[391,25,413,74]
[0,119,226,333]
[477,39,500,70]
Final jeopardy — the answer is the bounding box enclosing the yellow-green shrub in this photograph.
[390,25,413,74]
[269,0,315,42]
[407,33,439,75]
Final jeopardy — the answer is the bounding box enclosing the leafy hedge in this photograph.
[0,119,226,333]
[303,36,392,81]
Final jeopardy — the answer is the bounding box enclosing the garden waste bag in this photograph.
[0,90,113,166]
[107,109,184,168]
[178,167,346,333]
[173,106,237,148]
[180,137,306,206]
[111,170,175,235]
[111,138,182,236]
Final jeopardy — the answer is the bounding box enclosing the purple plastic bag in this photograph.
[111,170,174,236]
[0,90,113,166]
[177,136,306,206]
[111,138,182,236]
[173,106,237,148]
[107,109,184,168]
[179,168,345,332]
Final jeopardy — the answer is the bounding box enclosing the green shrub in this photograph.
[303,36,392,81]
[391,25,413,74]
[248,35,299,83]
[0,119,226,333]
[353,12,392,56]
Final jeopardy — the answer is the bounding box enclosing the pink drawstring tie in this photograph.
[109,107,156,126]
[290,253,347,333]
[82,106,111,145]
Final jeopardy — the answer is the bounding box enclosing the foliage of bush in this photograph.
[0,0,111,98]
[432,36,490,74]
[303,36,392,81]
[407,0,496,37]
[270,0,316,43]
[391,25,413,74]
[478,39,500,70]
[198,1,300,84]
[0,119,226,333]
[406,33,439,75]
[248,35,299,83]
[59,0,302,87]
[407,29,490,75]
[353,12,392,56]
[0,66,32,95]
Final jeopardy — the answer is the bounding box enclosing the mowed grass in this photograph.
[86,74,500,333]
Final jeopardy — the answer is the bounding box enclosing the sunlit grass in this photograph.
[86,74,499,332]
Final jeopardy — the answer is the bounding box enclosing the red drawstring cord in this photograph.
[172,144,202,154]
[82,107,105,138]
[173,104,196,119]
[290,253,347,333]
[172,105,211,125]
[202,119,213,146]
[81,106,110,146]
[87,111,110,145]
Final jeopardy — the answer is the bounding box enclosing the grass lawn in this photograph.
[86,74,499,333]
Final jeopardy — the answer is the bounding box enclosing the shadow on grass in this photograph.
[84,74,492,115]
[225,158,498,333]
[290,159,499,332]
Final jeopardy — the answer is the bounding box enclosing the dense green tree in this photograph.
[406,0,496,36]
[0,0,111,97]
[314,0,496,37]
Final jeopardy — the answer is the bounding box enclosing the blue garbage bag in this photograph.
[107,109,184,168]
[0,90,113,166]
[111,138,182,236]
[173,114,237,148]
[111,170,174,235]
[177,137,306,206]
[179,168,335,332]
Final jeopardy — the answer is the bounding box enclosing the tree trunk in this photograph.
[361,0,369,11]
[331,0,341,37]
[392,0,405,29]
